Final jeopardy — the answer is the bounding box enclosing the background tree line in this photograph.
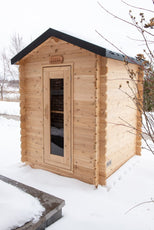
[0,34,23,100]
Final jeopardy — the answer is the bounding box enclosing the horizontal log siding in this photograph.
[105,58,139,178]
[20,37,96,184]
[99,57,107,185]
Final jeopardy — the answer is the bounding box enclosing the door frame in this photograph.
[42,64,73,172]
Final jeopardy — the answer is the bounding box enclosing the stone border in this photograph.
[0,175,65,230]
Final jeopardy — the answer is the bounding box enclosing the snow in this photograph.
[0,181,45,230]
[0,101,154,230]
[0,101,19,116]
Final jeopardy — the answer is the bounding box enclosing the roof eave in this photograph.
[11,28,106,64]
[11,27,140,65]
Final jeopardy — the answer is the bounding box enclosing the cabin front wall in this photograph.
[104,58,140,179]
[19,37,97,184]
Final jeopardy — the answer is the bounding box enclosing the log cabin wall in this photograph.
[104,58,139,178]
[135,67,143,156]
[99,56,107,185]
[19,37,98,184]
[13,28,143,186]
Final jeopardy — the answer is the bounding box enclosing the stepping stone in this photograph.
[0,175,65,230]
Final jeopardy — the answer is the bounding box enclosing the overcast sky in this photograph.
[0,0,153,58]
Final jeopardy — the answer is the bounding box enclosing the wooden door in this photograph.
[43,65,72,170]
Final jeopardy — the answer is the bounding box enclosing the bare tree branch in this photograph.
[95,30,138,64]
[121,0,154,13]
[97,2,154,154]
[0,33,24,100]
[97,1,154,36]
[125,198,154,215]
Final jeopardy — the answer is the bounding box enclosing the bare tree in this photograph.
[0,33,24,100]
[97,1,154,154]
[10,33,24,56]
[9,33,24,80]
[0,50,8,100]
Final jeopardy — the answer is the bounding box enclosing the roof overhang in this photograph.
[11,28,140,65]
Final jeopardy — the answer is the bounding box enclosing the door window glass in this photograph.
[50,79,64,157]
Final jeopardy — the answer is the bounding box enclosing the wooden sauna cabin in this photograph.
[11,28,143,186]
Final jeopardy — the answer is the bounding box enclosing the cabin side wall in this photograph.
[104,58,140,178]
[98,56,107,185]
[135,67,143,156]
[19,37,97,184]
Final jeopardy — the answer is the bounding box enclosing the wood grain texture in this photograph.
[18,36,142,185]
[94,55,101,187]
[19,64,27,162]
[135,66,143,155]
[105,58,140,178]
[43,65,72,170]
[19,37,96,184]
[99,56,107,185]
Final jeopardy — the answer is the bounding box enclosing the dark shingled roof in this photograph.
[11,28,138,64]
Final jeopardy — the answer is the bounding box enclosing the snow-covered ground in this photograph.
[0,101,19,116]
[0,101,154,230]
